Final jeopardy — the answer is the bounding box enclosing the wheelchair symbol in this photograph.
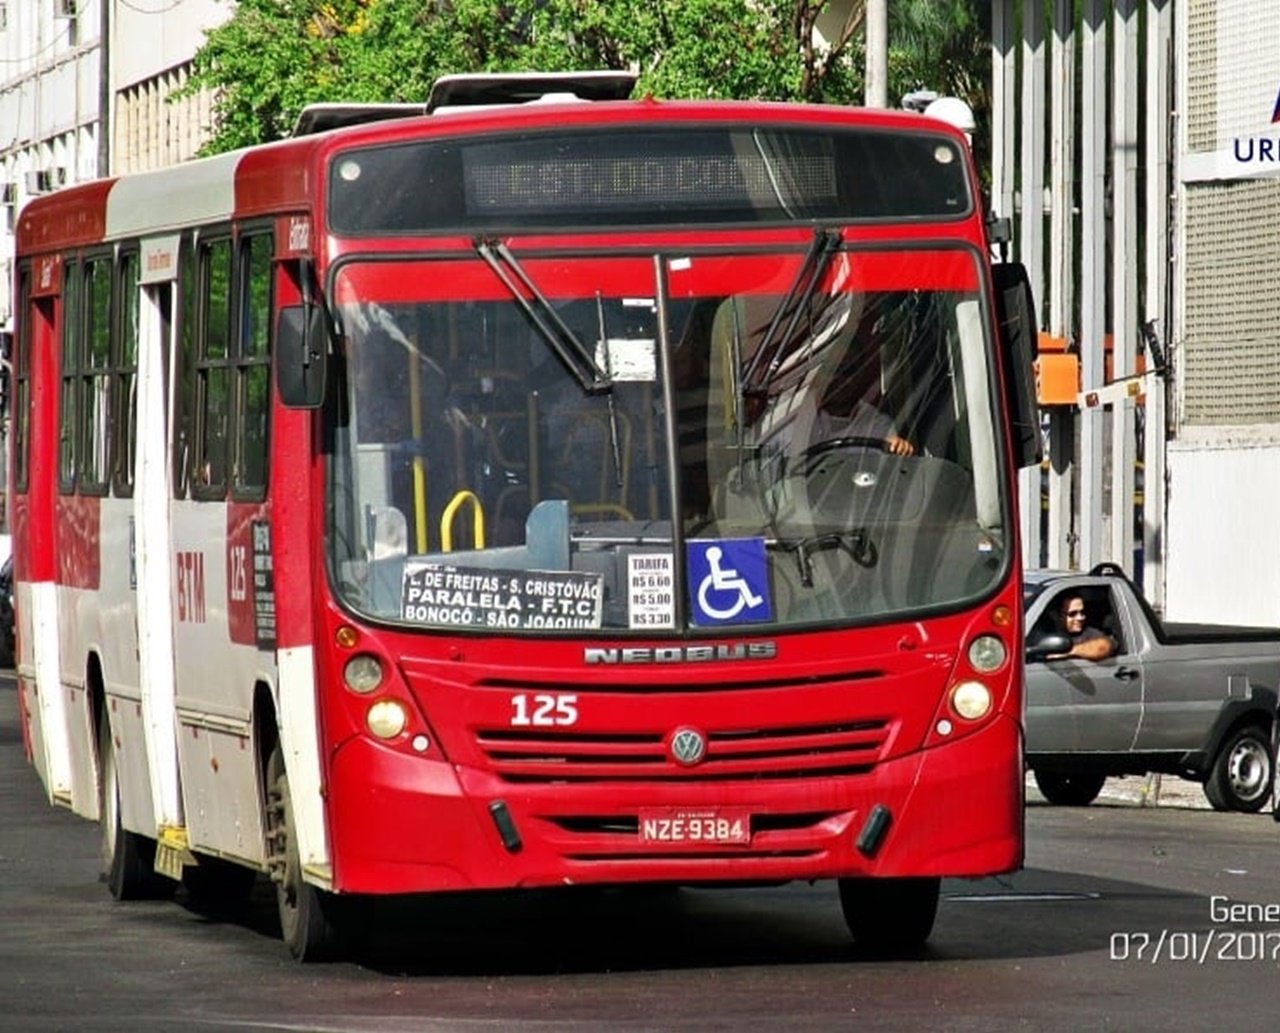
[695,545,764,620]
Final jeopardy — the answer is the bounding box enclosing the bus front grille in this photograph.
[472,719,890,783]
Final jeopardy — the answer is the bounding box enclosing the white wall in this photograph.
[114,0,229,91]
[1167,0,1280,628]
[1165,442,1280,625]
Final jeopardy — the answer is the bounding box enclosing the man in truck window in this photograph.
[808,295,918,458]
[1048,593,1116,661]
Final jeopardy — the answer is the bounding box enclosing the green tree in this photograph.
[888,0,991,158]
[182,0,867,153]
[179,0,989,155]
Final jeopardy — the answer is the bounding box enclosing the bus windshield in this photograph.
[327,245,1008,633]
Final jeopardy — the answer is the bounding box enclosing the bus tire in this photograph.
[1032,769,1106,806]
[98,718,168,901]
[266,745,344,961]
[838,876,939,952]
[1204,724,1273,814]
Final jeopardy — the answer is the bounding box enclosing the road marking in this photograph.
[946,891,1101,902]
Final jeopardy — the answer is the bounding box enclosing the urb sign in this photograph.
[1232,86,1280,166]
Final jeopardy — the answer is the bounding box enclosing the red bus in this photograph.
[10,73,1040,960]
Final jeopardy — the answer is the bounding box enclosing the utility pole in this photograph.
[865,0,888,108]
[98,0,111,176]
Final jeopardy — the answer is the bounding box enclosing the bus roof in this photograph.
[16,97,975,254]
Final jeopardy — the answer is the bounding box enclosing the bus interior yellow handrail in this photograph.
[440,490,485,552]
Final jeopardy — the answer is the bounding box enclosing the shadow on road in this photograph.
[162,862,1219,976]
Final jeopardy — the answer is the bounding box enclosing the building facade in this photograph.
[1163,0,1280,624]
[0,0,226,337]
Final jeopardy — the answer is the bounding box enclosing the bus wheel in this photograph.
[266,745,343,961]
[838,876,939,953]
[98,718,168,901]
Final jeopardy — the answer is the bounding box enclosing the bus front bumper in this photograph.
[326,713,1023,895]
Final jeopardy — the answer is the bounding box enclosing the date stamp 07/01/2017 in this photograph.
[1110,896,1280,964]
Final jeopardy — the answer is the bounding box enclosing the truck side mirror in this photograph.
[1026,632,1071,663]
[991,261,1042,469]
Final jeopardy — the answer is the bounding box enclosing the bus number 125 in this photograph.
[510,694,579,727]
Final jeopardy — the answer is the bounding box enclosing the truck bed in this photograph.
[1158,622,1280,644]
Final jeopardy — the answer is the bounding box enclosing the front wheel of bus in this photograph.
[838,876,939,953]
[266,745,343,961]
[99,718,168,901]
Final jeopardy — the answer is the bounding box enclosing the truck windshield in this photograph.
[326,246,1008,633]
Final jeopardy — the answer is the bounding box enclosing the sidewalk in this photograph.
[1025,771,1212,810]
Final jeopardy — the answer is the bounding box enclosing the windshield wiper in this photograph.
[594,291,623,489]
[474,237,611,392]
[742,227,842,394]
[775,529,876,586]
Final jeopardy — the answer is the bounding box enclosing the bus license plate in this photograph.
[638,808,751,845]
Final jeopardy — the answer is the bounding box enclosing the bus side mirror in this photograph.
[276,303,328,409]
[991,261,1042,469]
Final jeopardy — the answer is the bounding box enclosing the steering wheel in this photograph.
[798,435,892,473]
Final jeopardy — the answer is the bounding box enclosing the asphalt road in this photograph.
[3,677,1279,1032]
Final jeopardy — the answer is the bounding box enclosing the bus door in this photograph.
[133,236,183,835]
[21,257,73,803]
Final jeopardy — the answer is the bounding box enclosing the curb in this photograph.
[1026,772,1212,810]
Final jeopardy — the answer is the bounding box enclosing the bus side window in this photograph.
[58,258,81,492]
[194,236,233,496]
[174,236,197,498]
[235,231,272,496]
[78,253,113,494]
[111,249,141,497]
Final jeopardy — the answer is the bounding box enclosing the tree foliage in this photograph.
[180,0,988,155]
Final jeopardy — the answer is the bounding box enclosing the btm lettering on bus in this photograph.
[176,550,207,623]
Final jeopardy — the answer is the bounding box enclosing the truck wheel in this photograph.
[1032,769,1106,806]
[266,745,345,961]
[1205,725,1273,813]
[838,876,939,952]
[99,718,168,901]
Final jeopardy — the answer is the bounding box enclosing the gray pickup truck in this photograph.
[1023,565,1280,812]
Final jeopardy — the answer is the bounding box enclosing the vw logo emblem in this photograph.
[853,471,877,488]
[669,727,707,766]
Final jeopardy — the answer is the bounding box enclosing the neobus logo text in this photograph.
[177,551,207,623]
[584,642,777,665]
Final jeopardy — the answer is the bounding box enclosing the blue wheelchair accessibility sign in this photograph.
[686,538,773,627]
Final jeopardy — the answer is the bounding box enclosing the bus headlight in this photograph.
[967,635,1007,673]
[344,654,384,694]
[366,700,408,739]
[950,680,993,721]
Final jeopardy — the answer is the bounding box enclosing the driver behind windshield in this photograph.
[808,300,916,456]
